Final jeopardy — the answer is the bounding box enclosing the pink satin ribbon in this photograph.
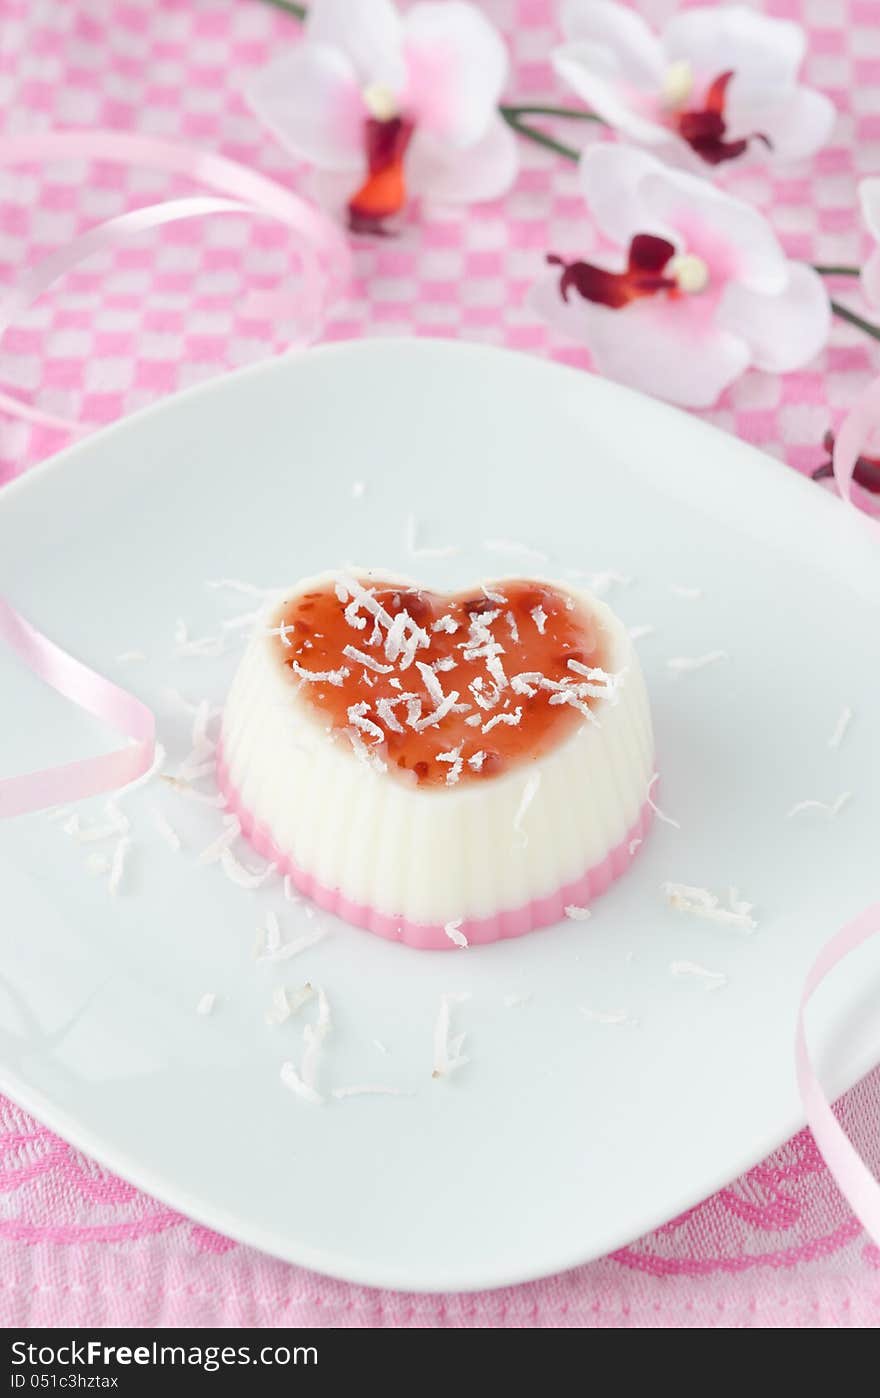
[0,128,350,437]
[795,904,880,1244]
[0,598,155,818]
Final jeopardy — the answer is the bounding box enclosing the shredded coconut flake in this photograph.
[291,659,349,686]
[117,649,146,663]
[663,882,757,932]
[351,481,366,499]
[670,960,728,990]
[482,706,522,735]
[667,651,728,674]
[198,817,241,864]
[265,983,314,1026]
[207,578,280,598]
[62,806,129,844]
[108,836,131,895]
[347,701,386,745]
[647,773,681,829]
[342,645,393,674]
[196,992,216,1016]
[222,608,263,634]
[443,919,468,948]
[530,605,547,635]
[298,987,332,1097]
[219,848,276,889]
[432,614,459,634]
[436,743,464,786]
[628,625,655,641]
[786,793,851,819]
[828,705,853,750]
[174,619,225,658]
[564,904,592,921]
[160,775,225,806]
[412,690,459,732]
[481,584,508,604]
[279,1061,324,1106]
[628,838,642,855]
[432,992,471,1079]
[152,807,181,852]
[669,583,703,599]
[580,1007,638,1026]
[257,926,326,963]
[118,741,166,799]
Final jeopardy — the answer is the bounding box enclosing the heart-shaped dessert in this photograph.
[219,570,654,949]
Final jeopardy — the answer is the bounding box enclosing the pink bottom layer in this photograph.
[217,747,653,951]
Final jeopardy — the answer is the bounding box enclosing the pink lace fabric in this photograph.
[2,0,880,1326]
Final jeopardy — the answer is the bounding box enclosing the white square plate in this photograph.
[1,339,879,1291]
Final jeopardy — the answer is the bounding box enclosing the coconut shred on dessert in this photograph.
[218,570,655,950]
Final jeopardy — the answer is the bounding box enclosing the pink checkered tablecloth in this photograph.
[2,0,880,1328]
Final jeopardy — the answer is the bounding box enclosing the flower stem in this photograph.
[500,104,601,123]
[814,264,860,277]
[260,0,306,18]
[830,299,880,342]
[499,107,581,163]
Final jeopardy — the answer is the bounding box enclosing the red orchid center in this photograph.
[669,69,771,167]
[547,234,709,310]
[347,90,415,236]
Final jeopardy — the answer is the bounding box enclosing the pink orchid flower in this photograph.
[245,0,517,234]
[532,144,830,408]
[553,2,835,170]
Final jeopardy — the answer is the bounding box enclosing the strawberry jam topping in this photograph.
[271,578,613,788]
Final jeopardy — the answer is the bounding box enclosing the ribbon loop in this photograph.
[0,599,155,818]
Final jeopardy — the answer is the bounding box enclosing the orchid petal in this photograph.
[726,85,836,162]
[552,42,669,145]
[859,177,880,244]
[579,143,680,248]
[639,165,788,293]
[862,247,880,311]
[717,262,830,373]
[663,7,805,94]
[531,271,750,408]
[409,115,518,204]
[560,0,666,87]
[245,45,364,171]
[582,145,787,292]
[307,0,405,90]
[402,2,509,147]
